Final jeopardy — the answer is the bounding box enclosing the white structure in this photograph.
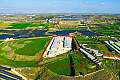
[79,48,102,65]
[4,38,15,42]
[43,36,72,58]
[105,40,120,54]
[80,44,103,57]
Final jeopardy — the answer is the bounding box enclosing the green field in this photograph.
[0,37,51,67]
[11,37,51,56]
[8,23,49,29]
[102,60,120,79]
[0,56,37,67]
[92,23,120,37]
[60,27,81,30]
[75,35,114,54]
[76,35,100,44]
[46,51,97,76]
[70,52,97,75]
[47,57,70,76]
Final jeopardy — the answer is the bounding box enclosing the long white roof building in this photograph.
[43,36,72,58]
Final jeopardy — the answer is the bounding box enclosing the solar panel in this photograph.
[0,66,11,71]
[0,74,14,80]
[0,70,22,80]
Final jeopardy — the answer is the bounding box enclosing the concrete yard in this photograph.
[43,36,72,58]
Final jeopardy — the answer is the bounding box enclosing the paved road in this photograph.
[103,54,120,60]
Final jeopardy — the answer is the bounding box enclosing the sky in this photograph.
[0,0,120,13]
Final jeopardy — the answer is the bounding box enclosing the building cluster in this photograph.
[81,45,103,58]
[79,44,102,65]
[43,36,72,58]
[0,14,47,23]
[0,14,120,29]
[105,40,120,54]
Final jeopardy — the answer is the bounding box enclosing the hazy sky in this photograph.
[0,0,120,13]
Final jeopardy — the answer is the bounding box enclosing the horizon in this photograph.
[0,0,120,14]
[0,13,120,15]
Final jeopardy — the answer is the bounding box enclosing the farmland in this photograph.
[92,23,120,38]
[0,14,120,80]
[0,23,10,29]
[8,23,50,29]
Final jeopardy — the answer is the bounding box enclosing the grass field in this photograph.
[13,38,50,56]
[102,60,120,80]
[46,51,97,76]
[46,56,70,76]
[0,56,37,67]
[0,37,51,67]
[70,52,97,76]
[76,35,100,44]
